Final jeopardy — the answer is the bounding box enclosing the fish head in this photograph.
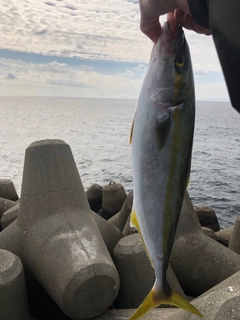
[148,22,194,108]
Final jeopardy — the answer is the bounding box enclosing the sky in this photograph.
[0,0,230,101]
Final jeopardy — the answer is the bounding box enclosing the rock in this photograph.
[171,191,240,297]
[113,233,185,309]
[0,249,30,320]
[195,206,220,232]
[1,203,19,229]
[0,179,18,201]
[0,197,17,220]
[122,215,138,237]
[108,190,133,231]
[229,217,240,254]
[216,227,233,247]
[201,226,218,240]
[0,140,120,320]
[101,182,127,219]
[169,270,240,319]
[86,183,103,212]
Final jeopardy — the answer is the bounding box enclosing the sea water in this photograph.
[0,97,239,228]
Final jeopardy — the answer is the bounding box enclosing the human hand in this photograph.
[139,0,211,43]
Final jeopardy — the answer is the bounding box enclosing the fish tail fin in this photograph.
[168,290,203,317]
[129,283,203,320]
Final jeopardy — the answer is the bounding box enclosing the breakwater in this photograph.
[0,139,240,320]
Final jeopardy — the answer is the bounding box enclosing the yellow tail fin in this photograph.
[129,286,203,320]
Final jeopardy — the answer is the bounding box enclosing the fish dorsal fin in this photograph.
[155,111,170,150]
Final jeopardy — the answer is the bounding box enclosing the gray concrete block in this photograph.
[113,234,185,309]
[216,226,233,247]
[102,182,127,219]
[0,197,17,220]
[0,179,19,201]
[94,308,177,319]
[195,206,220,232]
[171,191,240,297]
[1,203,19,229]
[90,210,123,256]
[108,190,133,231]
[201,227,217,240]
[169,270,240,319]
[122,215,138,237]
[86,183,103,212]
[229,217,240,254]
[0,249,30,320]
[0,140,120,320]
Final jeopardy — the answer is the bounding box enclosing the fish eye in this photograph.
[175,54,185,67]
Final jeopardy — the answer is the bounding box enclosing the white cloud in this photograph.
[0,0,227,100]
[0,0,146,62]
[0,57,143,98]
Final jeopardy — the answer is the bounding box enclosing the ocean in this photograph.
[0,97,239,229]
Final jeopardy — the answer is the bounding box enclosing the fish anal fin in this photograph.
[130,210,139,230]
[129,284,203,320]
[130,210,154,268]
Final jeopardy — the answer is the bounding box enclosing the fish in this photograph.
[129,21,203,319]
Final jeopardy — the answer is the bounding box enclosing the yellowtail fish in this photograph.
[129,21,203,319]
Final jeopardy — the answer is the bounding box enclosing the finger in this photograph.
[174,9,211,35]
[167,12,179,34]
[139,0,161,43]
[140,21,162,43]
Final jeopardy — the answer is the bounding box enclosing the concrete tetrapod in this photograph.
[1,203,19,229]
[0,197,17,219]
[102,182,127,219]
[229,217,240,254]
[171,191,240,297]
[0,249,30,320]
[90,210,123,256]
[94,308,177,319]
[113,233,186,309]
[86,183,103,212]
[0,140,120,320]
[216,226,233,247]
[0,179,19,201]
[168,270,240,319]
[108,190,133,231]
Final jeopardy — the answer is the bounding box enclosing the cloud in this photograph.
[0,0,145,63]
[6,73,16,79]
[135,64,147,71]
[0,57,143,98]
[0,1,227,100]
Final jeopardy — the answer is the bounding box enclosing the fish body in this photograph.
[129,22,203,319]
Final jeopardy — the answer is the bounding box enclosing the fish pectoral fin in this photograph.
[129,284,203,320]
[130,114,136,144]
[155,112,170,150]
[130,210,140,230]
